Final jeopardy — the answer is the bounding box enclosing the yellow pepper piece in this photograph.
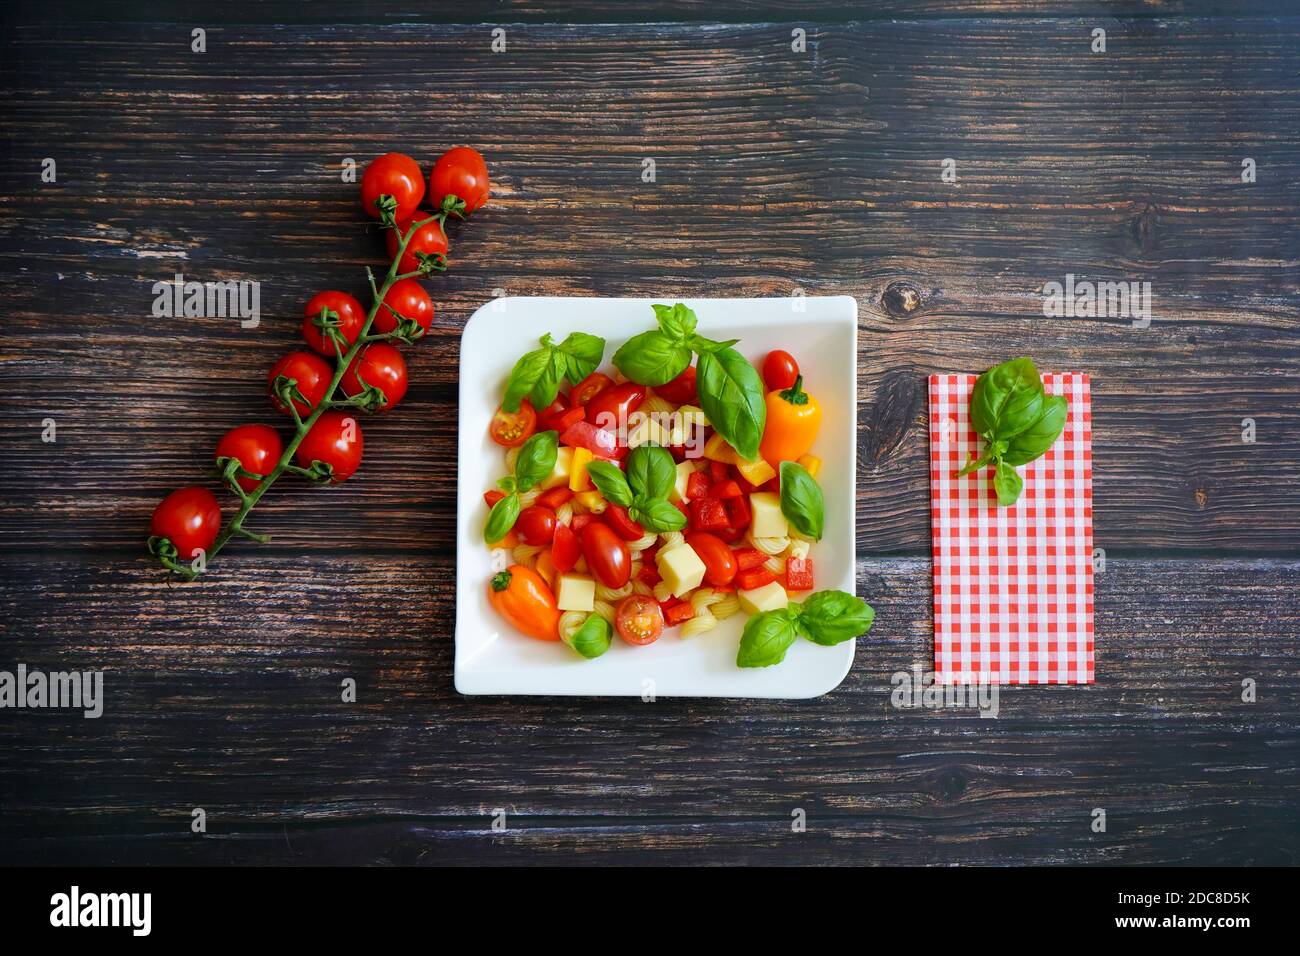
[797,453,822,480]
[574,490,605,511]
[569,447,594,492]
[735,456,776,487]
[703,432,742,464]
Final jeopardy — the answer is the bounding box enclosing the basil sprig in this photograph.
[503,332,606,413]
[564,613,612,659]
[957,357,1067,507]
[484,430,558,543]
[778,461,824,541]
[613,303,763,460]
[737,589,875,668]
[585,446,686,533]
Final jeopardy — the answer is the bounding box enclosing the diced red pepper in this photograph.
[714,525,745,544]
[605,503,646,541]
[560,420,619,458]
[735,566,776,590]
[710,583,736,593]
[673,499,690,519]
[686,471,710,501]
[636,562,662,586]
[708,460,729,484]
[712,479,742,499]
[664,601,696,626]
[732,548,767,571]
[785,556,814,591]
[571,513,596,534]
[761,477,780,494]
[551,523,580,573]
[689,497,730,532]
[667,444,688,462]
[536,486,574,510]
[724,495,751,529]
[483,489,505,508]
[657,595,683,616]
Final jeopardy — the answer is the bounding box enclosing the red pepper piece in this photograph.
[732,548,767,571]
[735,566,777,590]
[689,497,730,532]
[785,556,814,591]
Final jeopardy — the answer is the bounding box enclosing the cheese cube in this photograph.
[556,574,596,612]
[670,460,694,503]
[735,456,776,487]
[796,453,822,480]
[656,543,707,598]
[569,447,594,492]
[540,447,573,490]
[625,414,668,449]
[738,581,788,615]
[748,491,787,538]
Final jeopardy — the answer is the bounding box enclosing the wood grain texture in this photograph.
[0,10,1297,865]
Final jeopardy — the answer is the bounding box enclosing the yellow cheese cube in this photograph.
[656,543,707,598]
[796,454,822,480]
[626,414,669,449]
[556,574,596,612]
[569,447,594,492]
[574,490,605,512]
[703,432,742,464]
[738,581,789,615]
[540,447,573,490]
[749,491,787,538]
[670,460,695,503]
[735,456,776,487]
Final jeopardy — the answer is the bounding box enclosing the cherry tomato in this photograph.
[490,400,537,448]
[373,278,433,338]
[537,395,585,434]
[268,351,333,418]
[585,381,646,430]
[685,531,738,587]
[615,594,664,646]
[150,487,221,560]
[386,217,448,274]
[215,424,283,493]
[341,343,408,412]
[516,505,557,546]
[429,146,490,214]
[551,522,580,573]
[302,291,366,356]
[763,350,800,391]
[360,152,425,222]
[570,372,613,406]
[580,521,631,589]
[656,365,697,405]
[605,504,646,542]
[295,411,364,482]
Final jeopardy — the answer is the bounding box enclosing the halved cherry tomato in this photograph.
[490,400,537,448]
[386,217,449,274]
[341,343,408,411]
[560,420,619,458]
[374,278,433,338]
[295,411,364,483]
[762,349,799,391]
[215,424,283,493]
[655,364,698,405]
[685,532,738,587]
[516,505,557,546]
[302,291,366,356]
[615,594,664,646]
[150,487,221,561]
[430,146,490,214]
[361,152,425,222]
[580,521,631,589]
[489,564,560,641]
[605,504,645,541]
[536,486,574,510]
[268,351,333,418]
[585,382,646,430]
[569,372,613,407]
[551,522,580,573]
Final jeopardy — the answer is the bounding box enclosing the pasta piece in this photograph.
[512,543,543,568]
[632,580,654,597]
[747,530,790,555]
[681,588,725,638]
[641,389,677,416]
[558,610,588,643]
[711,592,742,620]
[627,532,658,552]
[554,501,575,526]
[585,496,608,515]
[786,539,812,560]
[595,580,634,602]
[652,579,675,603]
[763,553,787,575]
[591,599,616,624]
[504,447,520,473]
[516,487,541,509]
[657,530,685,553]
[569,496,589,515]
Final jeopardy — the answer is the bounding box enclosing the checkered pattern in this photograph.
[928,373,1094,684]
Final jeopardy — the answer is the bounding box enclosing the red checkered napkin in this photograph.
[928,373,1094,685]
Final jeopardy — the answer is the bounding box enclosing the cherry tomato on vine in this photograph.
[341,343,408,412]
[615,594,664,646]
[301,290,366,356]
[655,364,697,405]
[762,350,799,391]
[360,152,425,222]
[295,411,364,482]
[585,381,646,429]
[429,146,490,214]
[374,278,433,338]
[489,400,537,448]
[685,531,737,587]
[268,351,333,418]
[215,424,283,493]
[150,487,221,560]
[580,521,631,589]
[569,372,613,407]
[386,217,448,275]
[516,506,557,546]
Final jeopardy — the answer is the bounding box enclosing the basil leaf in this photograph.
[652,302,697,340]
[737,609,799,668]
[778,461,824,541]
[993,459,1023,506]
[687,334,739,354]
[792,590,874,646]
[527,349,566,410]
[484,492,521,544]
[625,445,676,500]
[503,346,552,413]
[513,430,558,492]
[970,357,1046,442]
[1002,394,1067,465]
[586,461,633,507]
[556,331,605,385]
[564,613,612,660]
[632,495,687,533]
[696,347,766,461]
[612,329,693,386]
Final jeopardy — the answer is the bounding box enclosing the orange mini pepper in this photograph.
[488,564,561,641]
[759,375,822,467]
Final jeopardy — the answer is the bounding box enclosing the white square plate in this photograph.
[455,296,858,698]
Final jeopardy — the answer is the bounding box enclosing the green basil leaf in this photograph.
[484,492,521,544]
[612,329,693,386]
[528,349,567,409]
[564,613,612,659]
[778,461,825,541]
[792,590,875,646]
[687,334,739,354]
[503,346,552,413]
[556,331,605,385]
[993,458,1023,506]
[585,461,633,507]
[970,357,1046,442]
[736,609,799,667]
[1001,394,1068,466]
[513,430,558,493]
[625,445,676,500]
[632,495,687,533]
[497,476,517,493]
[652,302,697,341]
[696,347,766,461]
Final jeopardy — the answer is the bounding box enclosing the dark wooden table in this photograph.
[1,1,1297,866]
